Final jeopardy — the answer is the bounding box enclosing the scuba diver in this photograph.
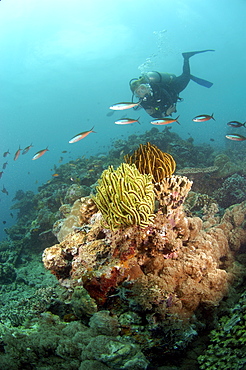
[129,49,215,118]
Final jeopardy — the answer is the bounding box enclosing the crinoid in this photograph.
[92,163,155,230]
[124,142,176,183]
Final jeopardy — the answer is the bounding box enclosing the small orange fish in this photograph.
[32,147,49,160]
[14,146,22,161]
[192,114,215,122]
[69,126,96,143]
[151,116,180,125]
[109,102,139,110]
[52,173,59,177]
[115,117,140,125]
[226,121,246,128]
[22,144,33,155]
[225,134,246,141]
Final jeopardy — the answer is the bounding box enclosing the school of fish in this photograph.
[1,96,245,227]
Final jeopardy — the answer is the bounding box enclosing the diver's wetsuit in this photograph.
[139,49,214,118]
[140,56,190,118]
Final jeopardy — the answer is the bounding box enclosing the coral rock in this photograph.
[89,311,119,336]
[42,245,72,278]
[70,286,98,317]
[154,175,193,215]
[55,199,82,242]
[81,335,149,369]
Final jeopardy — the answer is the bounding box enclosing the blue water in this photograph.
[0,0,245,240]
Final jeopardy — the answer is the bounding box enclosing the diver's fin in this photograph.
[182,49,215,59]
[190,74,213,88]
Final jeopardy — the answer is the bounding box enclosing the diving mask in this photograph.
[135,83,153,98]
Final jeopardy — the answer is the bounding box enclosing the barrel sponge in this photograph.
[92,163,155,230]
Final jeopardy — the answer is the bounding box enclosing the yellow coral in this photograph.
[124,142,176,183]
[93,163,155,230]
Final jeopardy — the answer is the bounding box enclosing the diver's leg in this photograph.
[182,56,190,75]
[182,50,215,88]
[171,56,190,94]
[171,50,215,93]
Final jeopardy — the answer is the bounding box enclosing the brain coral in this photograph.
[92,163,155,230]
[124,142,176,183]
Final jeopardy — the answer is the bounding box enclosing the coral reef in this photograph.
[212,153,245,178]
[184,191,221,229]
[212,173,246,208]
[2,126,246,369]
[43,172,246,359]
[53,197,98,243]
[0,312,149,370]
[5,127,244,251]
[175,166,221,195]
[185,191,216,213]
[176,165,219,176]
[64,184,89,204]
[198,290,246,370]
[124,142,176,182]
[110,127,215,169]
[54,199,83,242]
[218,200,246,252]
[92,163,155,229]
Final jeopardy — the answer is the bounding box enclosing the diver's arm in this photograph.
[165,104,177,116]
[157,87,177,116]
[144,104,176,118]
[160,88,174,107]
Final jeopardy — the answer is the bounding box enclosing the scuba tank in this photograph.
[145,71,176,86]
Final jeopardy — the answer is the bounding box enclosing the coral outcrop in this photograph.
[43,163,246,356]
[218,200,246,252]
[154,175,193,215]
[53,197,97,243]
[4,126,246,369]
